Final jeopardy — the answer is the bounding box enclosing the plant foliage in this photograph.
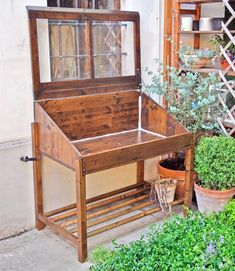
[194,136,235,190]
[146,66,223,133]
[90,200,235,271]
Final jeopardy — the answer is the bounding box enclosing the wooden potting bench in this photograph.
[27,6,194,262]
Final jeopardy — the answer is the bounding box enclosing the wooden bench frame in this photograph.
[28,7,194,262]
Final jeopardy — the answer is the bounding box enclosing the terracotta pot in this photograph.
[157,159,197,199]
[155,179,177,203]
[220,58,230,70]
[157,159,185,199]
[194,183,235,215]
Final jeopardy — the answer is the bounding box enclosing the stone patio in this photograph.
[0,205,194,271]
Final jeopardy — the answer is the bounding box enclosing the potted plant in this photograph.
[146,66,223,198]
[194,136,235,214]
[154,178,177,212]
[179,44,216,69]
[210,35,235,70]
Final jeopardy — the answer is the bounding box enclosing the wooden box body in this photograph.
[28,7,194,263]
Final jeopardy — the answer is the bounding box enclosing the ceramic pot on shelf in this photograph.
[199,17,213,31]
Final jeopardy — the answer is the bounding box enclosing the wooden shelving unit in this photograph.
[164,0,235,136]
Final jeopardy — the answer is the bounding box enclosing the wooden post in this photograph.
[184,147,194,215]
[173,0,180,68]
[31,122,45,230]
[164,0,173,74]
[76,160,87,263]
[137,161,144,184]
[194,4,201,49]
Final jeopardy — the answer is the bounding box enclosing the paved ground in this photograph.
[0,205,191,271]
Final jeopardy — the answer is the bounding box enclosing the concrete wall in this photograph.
[0,0,164,239]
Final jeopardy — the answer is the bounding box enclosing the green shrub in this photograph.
[90,200,235,271]
[194,136,235,190]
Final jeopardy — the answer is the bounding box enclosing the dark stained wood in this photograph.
[87,199,184,237]
[86,181,148,204]
[31,123,45,230]
[29,7,194,264]
[27,7,139,21]
[134,14,141,84]
[81,133,194,174]
[41,91,139,140]
[141,93,188,136]
[27,7,140,100]
[76,160,87,262]
[137,161,144,183]
[73,129,161,156]
[28,17,41,98]
[184,147,194,215]
[38,214,77,245]
[34,103,79,169]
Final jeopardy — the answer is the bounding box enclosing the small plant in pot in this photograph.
[194,136,235,214]
[146,65,223,199]
[210,35,235,70]
[179,44,216,69]
[154,178,177,212]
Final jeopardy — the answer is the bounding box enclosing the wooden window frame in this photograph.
[27,7,141,100]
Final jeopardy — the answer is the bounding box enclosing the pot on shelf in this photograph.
[182,55,211,69]
[220,58,230,70]
[155,179,177,204]
[157,158,197,199]
[194,183,235,215]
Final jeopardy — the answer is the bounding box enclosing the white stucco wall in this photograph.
[0,0,164,239]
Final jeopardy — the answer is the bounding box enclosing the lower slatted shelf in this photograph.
[44,184,184,241]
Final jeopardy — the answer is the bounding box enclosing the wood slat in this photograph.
[35,103,79,169]
[87,199,184,237]
[32,123,45,230]
[38,214,77,245]
[50,183,148,222]
[73,130,161,156]
[59,194,149,228]
[41,91,139,141]
[82,133,193,174]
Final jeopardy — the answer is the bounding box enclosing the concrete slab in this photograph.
[0,205,193,271]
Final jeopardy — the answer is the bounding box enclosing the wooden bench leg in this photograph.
[31,122,45,230]
[184,147,194,216]
[76,160,88,263]
[137,161,144,184]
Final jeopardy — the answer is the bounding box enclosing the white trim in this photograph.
[0,138,31,150]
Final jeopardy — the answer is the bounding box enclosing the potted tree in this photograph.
[146,65,223,198]
[194,136,235,214]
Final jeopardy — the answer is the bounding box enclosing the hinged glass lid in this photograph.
[27,7,141,99]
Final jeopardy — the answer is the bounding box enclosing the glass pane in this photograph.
[77,57,91,79]
[51,58,62,81]
[95,0,114,9]
[60,0,74,7]
[63,57,77,79]
[47,0,58,7]
[92,21,135,78]
[37,19,90,82]
[61,25,76,56]
[94,55,121,78]
[49,25,60,57]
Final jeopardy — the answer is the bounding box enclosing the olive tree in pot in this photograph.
[146,65,223,199]
[194,136,235,214]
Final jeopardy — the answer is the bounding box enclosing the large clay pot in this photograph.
[194,183,235,215]
[157,159,186,199]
